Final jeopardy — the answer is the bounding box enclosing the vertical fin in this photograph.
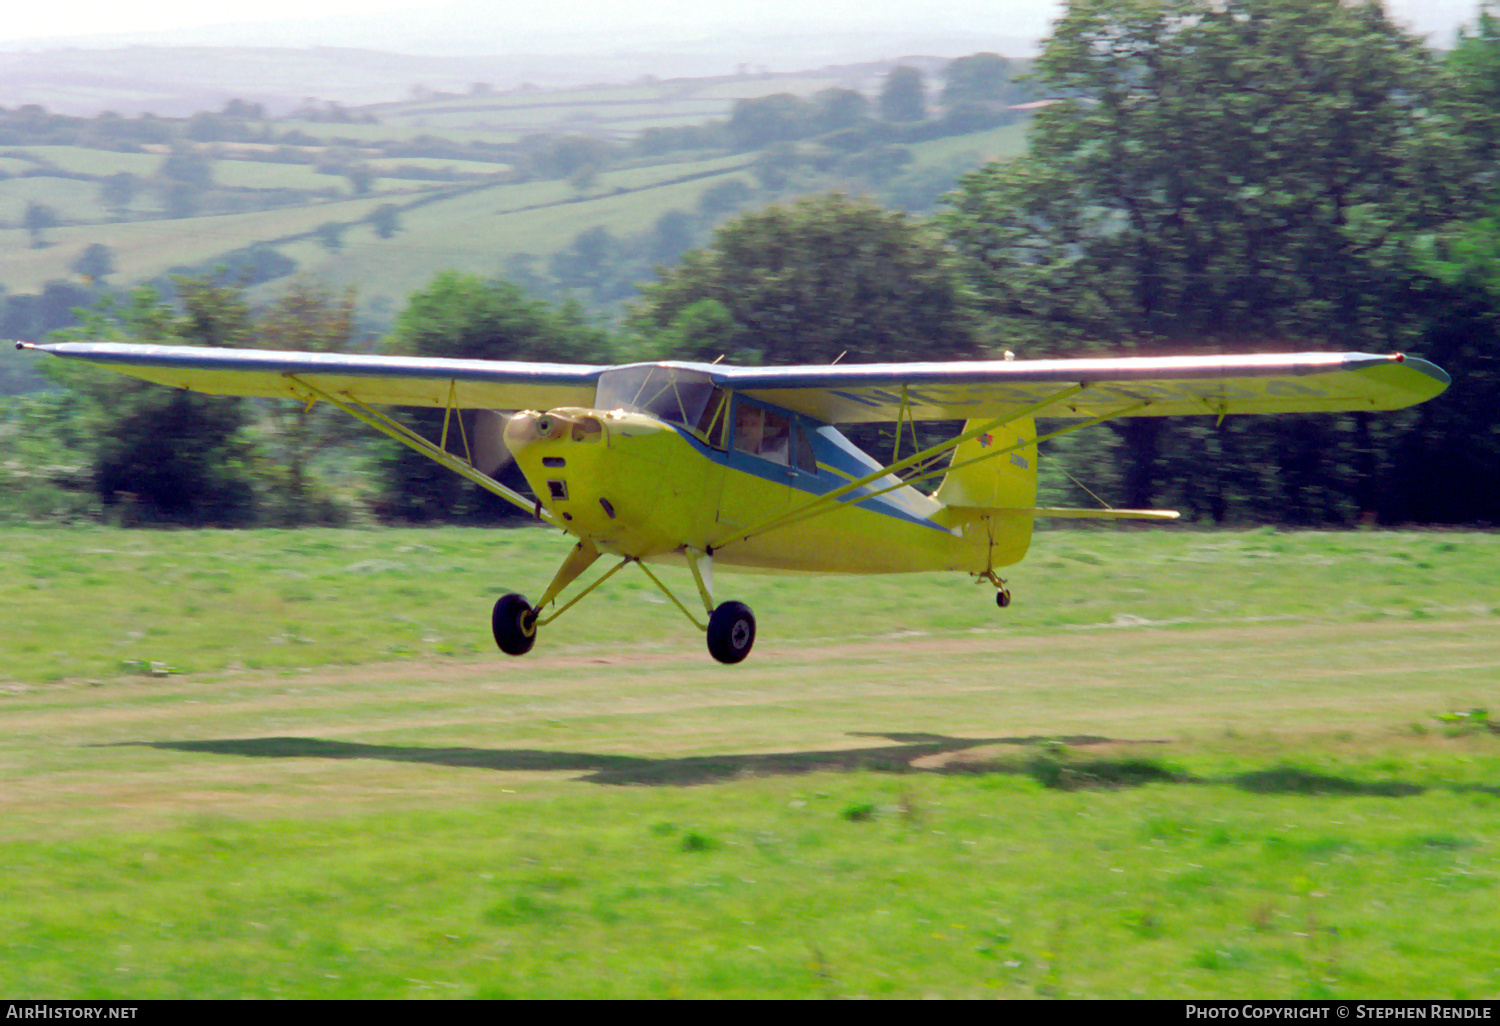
[932,416,1037,509]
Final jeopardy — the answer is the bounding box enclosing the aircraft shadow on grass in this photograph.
[107,733,1491,795]
[115,732,1104,786]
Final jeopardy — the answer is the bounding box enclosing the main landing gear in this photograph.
[490,543,756,664]
[706,601,756,664]
[491,593,537,656]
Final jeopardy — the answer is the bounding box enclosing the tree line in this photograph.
[4,0,1498,527]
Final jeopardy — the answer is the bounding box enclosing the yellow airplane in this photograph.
[18,341,1449,663]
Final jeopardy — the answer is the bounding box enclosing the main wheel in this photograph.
[492,593,537,656]
[706,601,756,664]
[996,588,1012,609]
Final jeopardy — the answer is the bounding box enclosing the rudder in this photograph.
[932,416,1037,509]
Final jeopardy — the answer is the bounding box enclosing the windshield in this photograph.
[595,366,717,429]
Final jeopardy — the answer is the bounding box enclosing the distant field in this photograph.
[0,194,399,294]
[11,147,164,178]
[378,72,875,138]
[1,526,1496,997]
[1,68,1029,314]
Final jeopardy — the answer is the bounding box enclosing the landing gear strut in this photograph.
[488,543,757,664]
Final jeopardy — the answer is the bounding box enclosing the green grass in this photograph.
[2,526,1495,684]
[5,763,1497,998]
[906,122,1030,166]
[1,526,1496,997]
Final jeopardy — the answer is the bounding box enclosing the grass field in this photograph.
[2,526,1497,998]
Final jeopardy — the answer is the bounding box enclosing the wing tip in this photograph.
[1393,352,1451,389]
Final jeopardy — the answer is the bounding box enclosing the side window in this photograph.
[696,387,729,449]
[794,426,817,474]
[732,400,787,464]
[759,410,790,465]
[733,401,764,456]
[733,399,813,471]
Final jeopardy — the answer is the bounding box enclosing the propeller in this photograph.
[470,410,515,477]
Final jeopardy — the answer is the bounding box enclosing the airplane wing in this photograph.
[17,341,604,411]
[711,351,1450,423]
[20,342,1447,424]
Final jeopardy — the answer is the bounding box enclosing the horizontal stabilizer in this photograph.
[942,505,1179,524]
[1031,507,1180,521]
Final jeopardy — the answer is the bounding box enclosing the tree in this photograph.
[814,88,870,133]
[156,147,214,190]
[315,222,345,252]
[647,209,695,264]
[99,173,136,218]
[942,0,1461,515]
[548,226,619,298]
[71,243,115,284]
[567,162,600,193]
[1445,2,1500,176]
[630,193,981,366]
[253,280,365,525]
[345,163,376,196]
[940,53,1014,107]
[880,67,927,123]
[531,135,613,179]
[729,93,814,149]
[223,98,266,120]
[380,273,613,521]
[23,202,58,249]
[44,280,260,525]
[752,142,801,190]
[368,203,401,239]
[696,178,754,219]
[1386,2,1500,523]
[156,146,215,218]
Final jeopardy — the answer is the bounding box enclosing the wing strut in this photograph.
[715,384,1091,548]
[286,374,554,525]
[716,388,1151,549]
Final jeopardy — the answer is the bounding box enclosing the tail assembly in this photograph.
[932,415,1179,570]
[932,416,1040,569]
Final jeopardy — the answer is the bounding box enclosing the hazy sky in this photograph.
[0,0,1481,51]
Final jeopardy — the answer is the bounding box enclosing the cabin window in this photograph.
[794,426,817,474]
[595,366,716,429]
[733,400,806,469]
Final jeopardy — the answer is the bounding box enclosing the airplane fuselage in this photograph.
[503,402,1032,576]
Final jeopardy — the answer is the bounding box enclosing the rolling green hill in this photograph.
[1,60,1031,338]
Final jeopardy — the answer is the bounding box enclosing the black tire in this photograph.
[996,589,1012,609]
[492,593,537,656]
[706,601,755,664]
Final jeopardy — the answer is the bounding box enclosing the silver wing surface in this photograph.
[21,342,1447,423]
[709,351,1450,423]
[21,342,603,411]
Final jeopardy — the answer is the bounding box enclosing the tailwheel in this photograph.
[492,592,538,656]
[979,570,1011,609]
[706,601,756,664]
